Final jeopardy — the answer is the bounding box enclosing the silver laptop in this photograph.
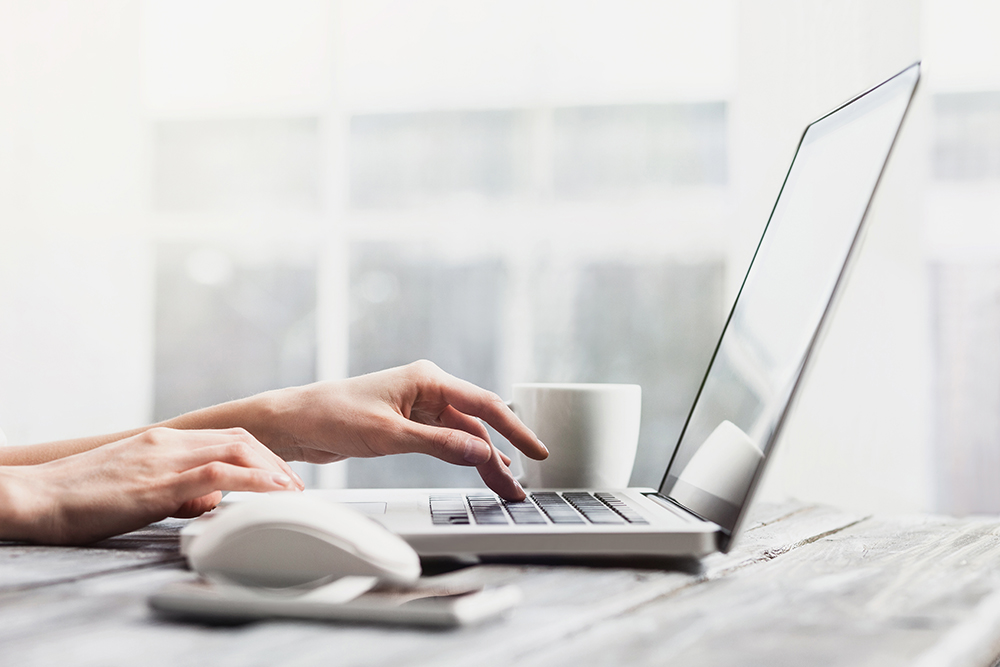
[250,64,920,560]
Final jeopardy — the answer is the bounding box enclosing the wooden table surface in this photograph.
[4,500,1000,667]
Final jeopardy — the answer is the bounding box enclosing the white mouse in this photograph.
[186,494,421,589]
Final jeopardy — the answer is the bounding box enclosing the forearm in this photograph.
[0,429,148,465]
[0,389,290,466]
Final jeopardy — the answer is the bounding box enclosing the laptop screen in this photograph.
[659,64,920,539]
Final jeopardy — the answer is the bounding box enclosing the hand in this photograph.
[258,361,548,500]
[0,427,303,545]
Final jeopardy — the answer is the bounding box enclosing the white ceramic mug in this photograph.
[508,383,642,488]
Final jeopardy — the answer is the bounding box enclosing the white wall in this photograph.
[0,0,152,443]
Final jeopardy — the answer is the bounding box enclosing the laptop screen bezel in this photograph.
[656,63,922,552]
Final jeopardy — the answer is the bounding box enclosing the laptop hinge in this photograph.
[643,492,711,524]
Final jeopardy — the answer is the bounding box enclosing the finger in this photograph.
[436,405,493,444]
[393,419,493,466]
[174,440,304,491]
[476,447,525,501]
[144,427,304,489]
[172,492,222,518]
[413,406,516,471]
[437,406,513,467]
[171,462,299,505]
[215,428,305,489]
[418,367,548,461]
[179,442,283,474]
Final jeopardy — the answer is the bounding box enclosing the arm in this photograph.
[2,360,545,505]
[0,428,154,465]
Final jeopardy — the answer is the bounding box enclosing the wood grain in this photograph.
[516,514,1000,667]
[0,502,879,666]
[0,519,186,593]
[4,503,1000,667]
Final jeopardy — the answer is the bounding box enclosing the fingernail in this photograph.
[292,471,305,488]
[539,441,549,456]
[271,473,292,487]
[463,439,492,464]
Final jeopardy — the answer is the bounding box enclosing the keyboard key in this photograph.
[501,499,548,524]
[429,495,470,525]
[562,492,625,524]
[467,495,511,525]
[595,492,649,524]
[530,492,586,524]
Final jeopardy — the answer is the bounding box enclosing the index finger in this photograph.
[421,368,548,461]
[210,428,305,489]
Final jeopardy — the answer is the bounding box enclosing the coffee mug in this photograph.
[508,383,642,488]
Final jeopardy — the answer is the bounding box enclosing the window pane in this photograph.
[154,244,317,421]
[553,103,728,196]
[533,260,725,487]
[349,110,527,208]
[348,102,728,207]
[931,262,1000,514]
[933,92,1000,181]
[346,243,505,488]
[153,118,321,212]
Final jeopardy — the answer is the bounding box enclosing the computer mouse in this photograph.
[186,493,421,589]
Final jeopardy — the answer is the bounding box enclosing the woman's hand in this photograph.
[0,361,545,544]
[245,361,548,500]
[0,427,302,545]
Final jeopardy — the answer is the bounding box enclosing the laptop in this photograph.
[196,63,921,560]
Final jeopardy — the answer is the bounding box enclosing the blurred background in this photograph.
[0,0,998,515]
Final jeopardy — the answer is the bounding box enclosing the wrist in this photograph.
[235,387,298,459]
[159,388,302,460]
[247,386,307,461]
[0,468,51,542]
[245,382,347,463]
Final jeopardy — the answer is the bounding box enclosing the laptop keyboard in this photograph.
[429,491,649,526]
